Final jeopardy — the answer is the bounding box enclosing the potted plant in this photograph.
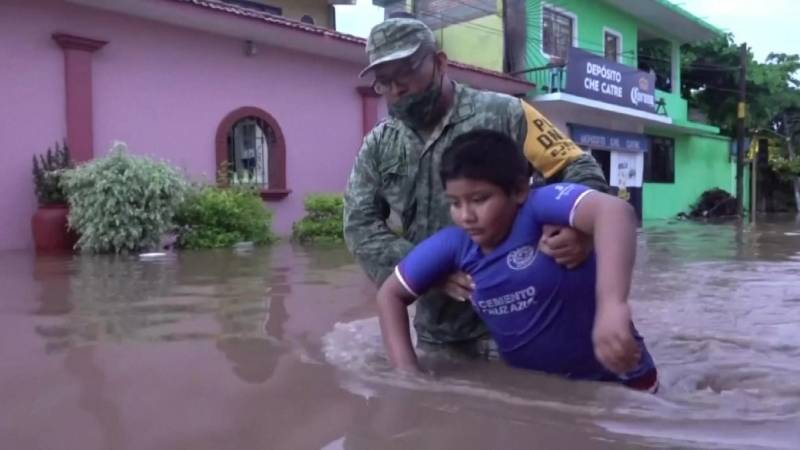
[31,141,77,252]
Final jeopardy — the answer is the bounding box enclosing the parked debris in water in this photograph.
[678,188,739,219]
[139,252,169,260]
[233,241,255,253]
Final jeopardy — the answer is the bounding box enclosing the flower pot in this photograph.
[31,204,77,253]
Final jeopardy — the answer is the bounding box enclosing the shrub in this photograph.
[32,140,73,205]
[175,185,276,249]
[770,156,800,182]
[61,142,189,253]
[292,194,344,243]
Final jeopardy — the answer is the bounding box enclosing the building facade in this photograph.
[376,0,742,220]
[0,0,533,251]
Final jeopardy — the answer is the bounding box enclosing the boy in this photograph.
[376,130,657,392]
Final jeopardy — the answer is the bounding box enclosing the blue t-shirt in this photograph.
[396,183,655,382]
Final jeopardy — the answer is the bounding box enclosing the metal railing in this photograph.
[512,62,670,116]
[512,63,567,94]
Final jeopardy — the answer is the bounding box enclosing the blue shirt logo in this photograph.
[507,245,537,270]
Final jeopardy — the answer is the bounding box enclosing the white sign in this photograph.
[610,151,643,188]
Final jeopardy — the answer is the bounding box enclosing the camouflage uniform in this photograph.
[344,18,608,350]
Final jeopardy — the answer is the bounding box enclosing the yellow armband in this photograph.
[521,100,584,179]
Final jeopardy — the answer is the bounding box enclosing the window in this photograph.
[231,118,269,186]
[300,15,315,25]
[604,31,620,62]
[543,6,574,59]
[215,107,289,200]
[638,38,673,92]
[644,136,675,183]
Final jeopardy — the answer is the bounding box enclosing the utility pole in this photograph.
[735,43,747,217]
[785,112,800,211]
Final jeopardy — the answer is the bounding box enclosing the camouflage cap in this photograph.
[359,18,437,78]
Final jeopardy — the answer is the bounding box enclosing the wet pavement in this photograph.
[1,216,799,449]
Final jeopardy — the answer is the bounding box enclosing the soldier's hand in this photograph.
[437,271,475,302]
[538,225,592,269]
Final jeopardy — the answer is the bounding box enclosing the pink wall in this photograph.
[0,0,366,250]
[0,0,68,251]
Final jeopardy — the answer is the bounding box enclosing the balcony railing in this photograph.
[514,63,567,94]
[513,62,669,115]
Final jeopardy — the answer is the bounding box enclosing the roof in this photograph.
[63,0,533,94]
[169,0,534,90]
[601,0,725,43]
[172,0,367,45]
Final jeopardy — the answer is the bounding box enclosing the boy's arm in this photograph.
[570,192,641,375]
[377,273,420,372]
[532,185,640,375]
[376,229,463,372]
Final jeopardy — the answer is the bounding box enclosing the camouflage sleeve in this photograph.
[511,99,609,193]
[343,128,415,285]
[557,152,609,193]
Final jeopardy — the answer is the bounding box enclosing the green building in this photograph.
[375,0,744,219]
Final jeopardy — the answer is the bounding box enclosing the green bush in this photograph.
[61,142,189,253]
[770,156,800,182]
[175,185,276,249]
[292,194,344,243]
[33,140,73,205]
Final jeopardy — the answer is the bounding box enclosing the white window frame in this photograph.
[540,3,578,60]
[232,117,269,186]
[602,27,623,63]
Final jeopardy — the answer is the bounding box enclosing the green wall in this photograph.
[420,0,739,221]
[653,39,687,121]
[657,90,688,121]
[525,0,691,123]
[525,0,638,89]
[643,134,738,219]
[437,14,505,72]
[522,0,738,219]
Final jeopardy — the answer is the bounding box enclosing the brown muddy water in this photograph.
[2,217,800,450]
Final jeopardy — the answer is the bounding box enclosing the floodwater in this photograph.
[2,217,800,450]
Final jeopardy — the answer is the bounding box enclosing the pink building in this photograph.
[0,0,533,251]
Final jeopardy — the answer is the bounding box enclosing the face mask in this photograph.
[389,65,443,130]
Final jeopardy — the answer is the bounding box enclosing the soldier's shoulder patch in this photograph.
[520,100,584,179]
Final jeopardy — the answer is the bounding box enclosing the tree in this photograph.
[681,36,800,210]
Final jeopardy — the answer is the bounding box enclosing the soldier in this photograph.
[344,18,608,358]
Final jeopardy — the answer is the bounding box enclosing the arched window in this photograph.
[215,107,289,200]
[300,15,315,25]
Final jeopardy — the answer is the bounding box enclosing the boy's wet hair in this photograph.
[440,129,530,194]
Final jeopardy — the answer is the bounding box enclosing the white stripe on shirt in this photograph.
[394,266,419,298]
[569,190,596,227]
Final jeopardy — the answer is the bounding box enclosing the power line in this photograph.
[415,0,647,59]
[415,7,503,36]
[416,6,638,59]
[639,57,744,80]
[412,1,741,75]
[638,54,741,71]
[449,0,498,16]
[413,1,622,52]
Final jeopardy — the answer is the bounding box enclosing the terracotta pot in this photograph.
[31,204,78,253]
